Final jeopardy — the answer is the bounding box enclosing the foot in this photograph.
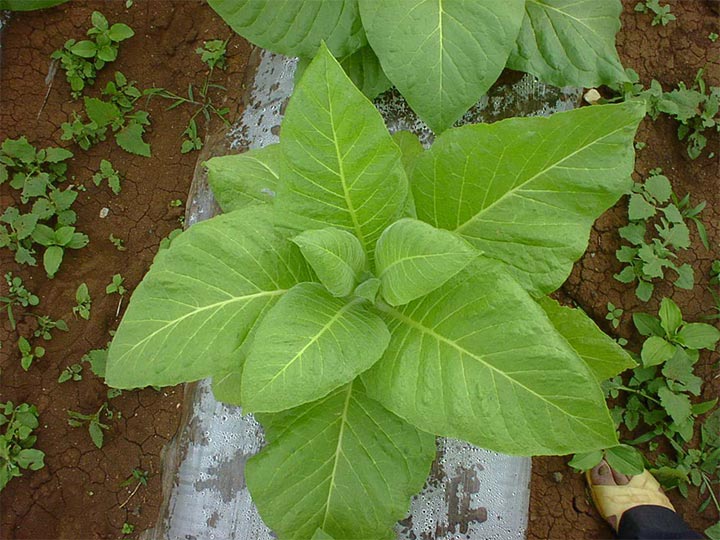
[586,459,674,532]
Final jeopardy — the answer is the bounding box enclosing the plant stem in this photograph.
[617,385,663,406]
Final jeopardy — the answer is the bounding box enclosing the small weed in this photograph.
[73,283,91,320]
[106,274,126,296]
[109,233,126,251]
[634,0,676,26]
[102,71,142,113]
[122,522,134,535]
[181,119,203,153]
[606,302,623,329]
[58,363,83,383]
[1,272,39,330]
[93,159,122,194]
[18,337,45,371]
[196,38,228,70]
[710,32,719,43]
[169,199,183,208]
[67,403,111,449]
[51,11,134,98]
[119,467,148,488]
[711,260,720,287]
[33,315,69,340]
[0,401,45,492]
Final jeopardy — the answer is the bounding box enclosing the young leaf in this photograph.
[207,0,365,59]
[353,277,381,304]
[604,444,645,476]
[640,336,676,367]
[105,206,312,389]
[375,218,477,306]
[43,245,64,278]
[536,297,635,381]
[88,422,104,449]
[291,228,366,297]
[676,323,720,350]
[658,297,683,336]
[246,381,435,540]
[507,0,627,88]
[206,145,280,212]
[364,258,618,455]
[360,0,526,133]
[84,97,120,126]
[633,312,663,337]
[567,450,604,471]
[241,283,390,412]
[276,43,408,260]
[412,101,645,296]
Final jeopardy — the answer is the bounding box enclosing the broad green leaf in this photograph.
[657,386,692,426]
[677,323,720,350]
[207,0,365,58]
[246,381,435,540]
[108,23,134,42]
[115,123,151,157]
[360,0,526,133]
[375,218,477,306]
[658,297,683,336]
[106,206,312,389]
[241,283,389,412]
[0,0,69,10]
[640,336,676,367]
[633,312,663,337]
[43,245,63,278]
[364,257,618,455]
[70,40,97,58]
[412,101,645,295]
[392,131,424,175]
[604,444,644,476]
[291,228,366,297]
[536,297,635,381]
[206,145,280,212]
[507,0,627,88]
[339,45,391,100]
[276,44,408,259]
[44,147,73,163]
[311,530,334,540]
[84,97,119,126]
[567,450,603,471]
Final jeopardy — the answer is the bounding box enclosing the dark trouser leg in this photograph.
[617,505,703,540]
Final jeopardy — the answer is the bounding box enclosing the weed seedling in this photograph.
[122,522,134,535]
[196,39,228,70]
[17,337,45,371]
[606,302,624,329]
[73,283,91,320]
[169,199,183,208]
[0,401,45,491]
[634,0,676,26]
[93,159,122,194]
[58,363,83,383]
[109,233,126,251]
[106,274,126,296]
[33,315,69,340]
[119,468,149,508]
[1,272,39,330]
[67,403,111,449]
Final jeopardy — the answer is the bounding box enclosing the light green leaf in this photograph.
[657,386,692,426]
[70,40,97,58]
[640,336,676,367]
[658,297,683,336]
[43,245,64,278]
[207,0,365,58]
[412,101,645,295]
[354,277,381,304]
[677,323,720,350]
[106,206,312,389]
[507,0,627,88]
[276,44,408,260]
[360,0,526,133]
[567,450,603,471]
[246,381,435,540]
[241,283,389,412]
[206,145,280,212]
[291,228,366,297]
[375,218,477,306]
[115,123,151,157]
[364,258,618,455]
[339,45,391,100]
[84,97,120,126]
[604,444,644,476]
[108,23,135,42]
[392,131,424,176]
[536,297,635,381]
[311,530,334,540]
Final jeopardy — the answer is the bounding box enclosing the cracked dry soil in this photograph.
[0,1,251,538]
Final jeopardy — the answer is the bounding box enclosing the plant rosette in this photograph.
[106,45,643,539]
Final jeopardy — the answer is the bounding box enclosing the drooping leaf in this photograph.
[276,43,408,260]
[364,257,618,455]
[375,218,477,306]
[536,297,635,381]
[241,283,390,412]
[412,101,645,295]
[206,145,280,212]
[207,0,365,59]
[291,228,366,297]
[339,45,392,100]
[360,0,526,133]
[106,206,312,389]
[507,0,627,88]
[246,381,435,540]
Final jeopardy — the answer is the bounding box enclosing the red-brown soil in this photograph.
[528,1,720,538]
[0,2,251,538]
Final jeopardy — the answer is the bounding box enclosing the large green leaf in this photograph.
[375,218,477,306]
[363,257,618,455]
[507,0,627,88]
[292,228,366,297]
[206,145,280,212]
[536,297,635,381]
[0,0,69,10]
[412,101,645,295]
[242,283,390,412]
[359,0,526,133]
[207,0,365,59]
[246,381,435,540]
[106,206,311,389]
[339,45,392,100]
[276,43,408,259]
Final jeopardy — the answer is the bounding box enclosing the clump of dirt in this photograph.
[528,1,720,539]
[0,1,251,538]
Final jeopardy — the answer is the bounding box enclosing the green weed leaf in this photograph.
[115,122,150,157]
[641,336,676,367]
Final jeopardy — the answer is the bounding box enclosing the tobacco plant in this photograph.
[208,0,628,133]
[107,46,644,539]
